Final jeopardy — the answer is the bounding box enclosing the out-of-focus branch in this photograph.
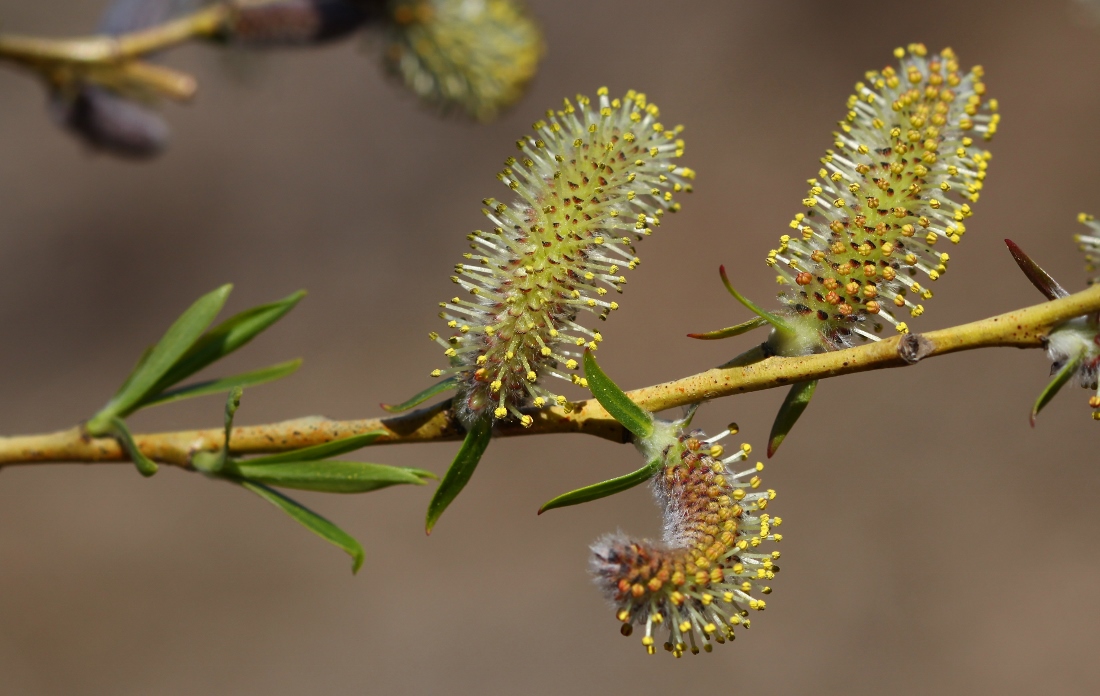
[0,5,231,100]
[1,284,1097,469]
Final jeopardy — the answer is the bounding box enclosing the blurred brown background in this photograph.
[0,0,1098,694]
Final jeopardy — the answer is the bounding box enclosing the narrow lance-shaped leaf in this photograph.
[425,418,492,535]
[143,290,306,403]
[243,432,389,466]
[538,458,662,514]
[240,480,365,574]
[381,376,460,413]
[108,417,159,477]
[87,284,232,433]
[687,316,769,340]
[767,379,818,458]
[719,265,793,334]
[583,349,653,440]
[1031,354,1082,427]
[111,344,155,405]
[234,461,435,494]
[141,359,302,408]
[1005,240,1069,301]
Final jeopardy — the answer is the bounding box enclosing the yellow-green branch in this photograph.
[1,284,1096,469]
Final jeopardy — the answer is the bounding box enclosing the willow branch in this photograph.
[0,5,230,100]
[1,284,1097,469]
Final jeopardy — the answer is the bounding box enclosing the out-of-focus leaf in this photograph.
[719,265,793,334]
[1031,355,1081,426]
[425,418,492,535]
[235,461,434,493]
[767,380,817,458]
[241,480,364,573]
[1005,239,1069,300]
[538,458,661,514]
[687,316,768,340]
[381,377,459,413]
[87,284,231,433]
[146,290,305,401]
[142,359,302,407]
[244,432,389,465]
[108,417,159,477]
[583,349,653,440]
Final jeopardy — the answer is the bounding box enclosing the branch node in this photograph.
[898,333,936,364]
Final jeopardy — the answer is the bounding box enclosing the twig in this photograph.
[0,5,230,100]
[1,284,1096,469]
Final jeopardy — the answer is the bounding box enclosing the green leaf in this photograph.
[381,377,460,413]
[719,265,793,334]
[243,432,389,466]
[687,317,769,340]
[1005,240,1068,301]
[140,359,302,407]
[145,290,306,401]
[107,417,159,477]
[112,345,155,404]
[1031,355,1081,426]
[767,379,818,458]
[87,284,232,433]
[425,418,492,535]
[234,461,434,493]
[538,458,661,514]
[240,480,365,573]
[583,349,653,439]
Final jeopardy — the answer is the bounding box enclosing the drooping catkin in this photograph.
[591,424,781,657]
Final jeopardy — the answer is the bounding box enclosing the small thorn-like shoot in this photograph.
[1004,239,1069,300]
